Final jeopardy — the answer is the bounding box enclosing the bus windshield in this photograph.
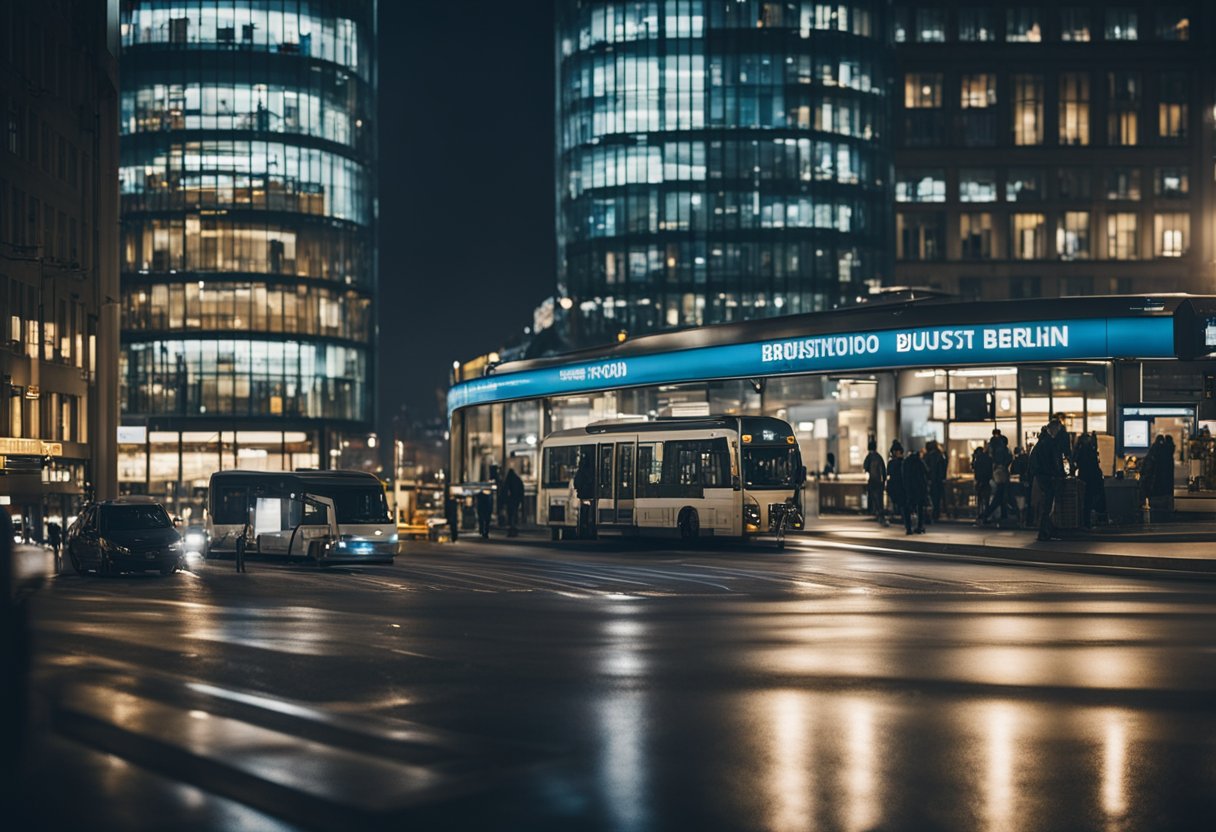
[743,446,800,489]
[330,487,391,524]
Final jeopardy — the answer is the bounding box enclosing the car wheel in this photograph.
[70,551,84,575]
[159,563,176,577]
[678,508,700,543]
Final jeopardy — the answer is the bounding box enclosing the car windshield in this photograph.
[101,504,173,532]
[743,446,799,489]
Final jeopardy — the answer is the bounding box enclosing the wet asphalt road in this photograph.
[19,534,1216,831]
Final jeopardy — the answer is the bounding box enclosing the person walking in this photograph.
[902,446,929,535]
[971,444,993,519]
[1011,445,1031,525]
[46,521,62,574]
[503,467,525,537]
[886,441,905,528]
[476,486,494,539]
[573,451,596,539]
[979,435,1013,525]
[1029,423,1065,541]
[443,486,460,543]
[923,440,947,522]
[234,519,249,572]
[862,440,886,523]
[1074,433,1104,528]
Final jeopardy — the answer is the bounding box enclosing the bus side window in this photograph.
[215,487,248,524]
[700,438,731,488]
[662,440,704,498]
[637,444,661,498]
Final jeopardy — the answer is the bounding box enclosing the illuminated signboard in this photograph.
[448,316,1175,414]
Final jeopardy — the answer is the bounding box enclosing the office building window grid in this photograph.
[119,0,375,427]
[557,0,891,343]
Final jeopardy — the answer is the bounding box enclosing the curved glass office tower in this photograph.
[118,1,376,515]
[557,1,892,344]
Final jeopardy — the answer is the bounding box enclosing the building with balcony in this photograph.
[117,0,377,518]
[0,0,121,538]
[556,0,892,345]
[892,2,1214,299]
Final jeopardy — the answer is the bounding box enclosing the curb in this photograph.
[816,532,1216,577]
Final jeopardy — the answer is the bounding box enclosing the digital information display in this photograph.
[449,316,1176,414]
[1122,420,1150,450]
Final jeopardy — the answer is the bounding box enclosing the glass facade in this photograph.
[119,0,376,514]
[556,0,892,344]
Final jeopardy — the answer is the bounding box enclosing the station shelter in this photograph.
[448,296,1216,522]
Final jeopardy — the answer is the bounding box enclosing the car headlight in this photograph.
[168,541,182,551]
[184,532,205,546]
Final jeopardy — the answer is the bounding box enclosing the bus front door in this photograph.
[615,441,635,525]
[597,443,615,525]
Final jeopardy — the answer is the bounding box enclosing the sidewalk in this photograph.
[807,515,1216,575]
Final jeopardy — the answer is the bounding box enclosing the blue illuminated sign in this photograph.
[448,316,1175,414]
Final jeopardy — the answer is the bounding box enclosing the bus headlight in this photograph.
[743,502,761,531]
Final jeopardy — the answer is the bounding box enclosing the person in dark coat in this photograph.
[1029,423,1065,541]
[1074,433,1104,528]
[822,452,837,479]
[923,440,947,522]
[47,522,62,573]
[1051,413,1074,476]
[885,441,905,525]
[503,467,525,537]
[443,487,460,542]
[862,440,886,522]
[902,446,930,535]
[971,445,994,518]
[1011,446,1031,524]
[573,450,596,539]
[475,487,494,539]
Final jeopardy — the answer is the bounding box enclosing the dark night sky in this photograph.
[377,3,555,429]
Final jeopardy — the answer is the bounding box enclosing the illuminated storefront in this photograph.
[449,297,1216,519]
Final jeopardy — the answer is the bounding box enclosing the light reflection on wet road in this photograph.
[23,537,1216,831]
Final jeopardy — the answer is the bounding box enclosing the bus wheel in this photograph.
[678,508,700,543]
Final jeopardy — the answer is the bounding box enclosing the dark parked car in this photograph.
[67,500,184,576]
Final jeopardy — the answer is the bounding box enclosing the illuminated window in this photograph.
[895,170,945,202]
[1011,213,1046,259]
[960,213,993,259]
[1006,8,1042,42]
[958,9,994,42]
[960,169,998,202]
[1154,213,1188,257]
[1060,8,1091,41]
[1156,8,1189,40]
[1155,167,1188,197]
[1157,73,1188,140]
[1105,9,1138,40]
[904,73,942,108]
[896,213,944,260]
[1107,73,1140,145]
[1056,211,1090,260]
[1012,75,1043,145]
[914,9,947,42]
[1105,168,1140,201]
[1106,212,1138,259]
[960,74,996,108]
[1007,169,1043,202]
[1058,73,1090,145]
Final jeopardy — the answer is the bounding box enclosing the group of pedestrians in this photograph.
[472,465,525,539]
[864,438,944,535]
[866,414,1109,541]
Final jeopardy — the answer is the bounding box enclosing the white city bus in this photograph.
[538,416,806,546]
[205,470,397,563]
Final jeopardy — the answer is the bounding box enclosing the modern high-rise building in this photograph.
[117,1,378,517]
[556,0,892,345]
[892,2,1214,299]
[0,0,121,537]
